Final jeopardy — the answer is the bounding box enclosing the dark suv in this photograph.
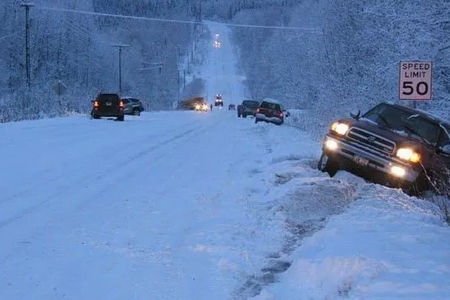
[215,94,223,107]
[91,93,124,121]
[122,97,144,116]
[318,103,450,195]
[237,100,259,118]
[255,99,284,125]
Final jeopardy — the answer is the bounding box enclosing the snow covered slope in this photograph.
[256,173,450,299]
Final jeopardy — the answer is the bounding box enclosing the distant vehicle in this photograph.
[237,100,259,118]
[122,97,144,116]
[91,93,124,121]
[228,104,236,110]
[195,102,209,112]
[178,97,206,110]
[214,34,222,48]
[318,103,450,195]
[215,94,223,107]
[255,98,284,125]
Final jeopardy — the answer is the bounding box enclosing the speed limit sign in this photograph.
[399,61,432,100]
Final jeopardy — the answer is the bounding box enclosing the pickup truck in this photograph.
[318,103,450,195]
[237,100,259,118]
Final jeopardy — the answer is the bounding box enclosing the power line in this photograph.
[36,6,322,33]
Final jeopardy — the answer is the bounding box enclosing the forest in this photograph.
[232,0,450,135]
[1,0,449,125]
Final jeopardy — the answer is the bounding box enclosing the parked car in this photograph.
[237,100,259,118]
[318,102,450,195]
[91,93,124,121]
[122,97,144,116]
[215,94,223,107]
[228,104,236,110]
[255,98,284,125]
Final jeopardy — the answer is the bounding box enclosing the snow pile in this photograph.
[257,175,450,299]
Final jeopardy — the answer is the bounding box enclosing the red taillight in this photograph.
[93,101,100,108]
[119,101,124,109]
[256,108,260,113]
[279,112,283,117]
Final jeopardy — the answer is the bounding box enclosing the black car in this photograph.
[318,103,450,195]
[122,97,145,116]
[228,104,236,110]
[91,93,124,121]
[237,100,259,118]
[254,99,284,125]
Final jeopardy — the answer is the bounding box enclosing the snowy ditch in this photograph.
[231,123,449,299]
[234,155,359,299]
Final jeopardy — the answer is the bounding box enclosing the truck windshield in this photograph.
[364,104,441,145]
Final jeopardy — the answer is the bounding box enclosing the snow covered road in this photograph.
[1,111,449,299]
[0,110,321,299]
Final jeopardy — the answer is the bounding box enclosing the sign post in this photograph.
[399,61,432,108]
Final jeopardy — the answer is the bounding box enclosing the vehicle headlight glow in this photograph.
[195,104,200,110]
[331,122,350,136]
[391,166,406,178]
[396,148,421,163]
[325,139,338,151]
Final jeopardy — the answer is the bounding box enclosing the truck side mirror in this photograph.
[350,110,361,120]
[439,143,450,155]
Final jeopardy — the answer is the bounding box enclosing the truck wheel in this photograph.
[133,108,140,116]
[238,113,241,118]
[93,115,100,119]
[117,115,124,121]
[255,118,259,124]
[318,153,339,177]
[243,114,247,118]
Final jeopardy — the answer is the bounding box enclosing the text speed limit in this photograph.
[399,61,432,100]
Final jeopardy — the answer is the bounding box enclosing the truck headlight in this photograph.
[396,148,421,163]
[325,139,338,151]
[391,166,406,178]
[331,122,349,136]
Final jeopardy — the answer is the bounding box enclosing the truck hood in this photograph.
[343,118,427,150]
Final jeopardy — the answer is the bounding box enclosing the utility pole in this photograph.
[111,44,130,94]
[176,46,181,103]
[21,3,34,89]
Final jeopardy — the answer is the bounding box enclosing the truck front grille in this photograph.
[347,127,395,155]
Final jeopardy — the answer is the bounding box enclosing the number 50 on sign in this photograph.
[399,61,432,100]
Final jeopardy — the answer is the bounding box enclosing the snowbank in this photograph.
[258,175,450,299]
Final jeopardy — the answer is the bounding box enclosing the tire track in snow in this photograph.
[0,121,204,230]
[233,136,359,298]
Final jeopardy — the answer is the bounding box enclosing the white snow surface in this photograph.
[256,173,450,299]
[0,21,449,300]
